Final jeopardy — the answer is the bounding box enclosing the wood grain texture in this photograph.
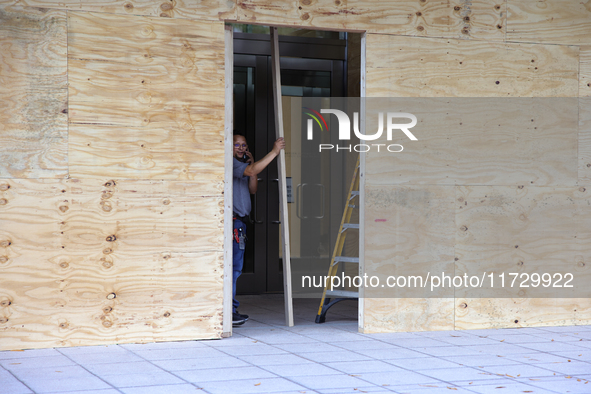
[363,298,454,333]
[454,186,589,299]
[579,98,591,185]
[365,98,578,187]
[366,34,579,98]
[235,0,504,41]
[581,47,591,98]
[0,7,67,178]
[454,298,578,330]
[0,179,224,350]
[0,251,223,349]
[2,0,236,21]
[363,185,455,331]
[68,12,225,179]
[506,0,591,46]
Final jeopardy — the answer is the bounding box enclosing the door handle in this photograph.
[296,183,308,219]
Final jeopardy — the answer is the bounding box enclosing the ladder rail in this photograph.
[316,156,360,322]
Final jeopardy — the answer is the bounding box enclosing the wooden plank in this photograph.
[223,24,233,336]
[0,178,224,350]
[581,47,591,98]
[506,0,591,46]
[364,97,578,187]
[366,34,579,98]
[235,0,505,41]
[2,0,236,21]
[358,32,366,332]
[67,12,225,180]
[579,98,591,185]
[270,27,294,327]
[0,7,67,178]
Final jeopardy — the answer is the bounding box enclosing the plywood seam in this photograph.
[504,40,581,50]
[365,32,504,46]
[366,32,581,50]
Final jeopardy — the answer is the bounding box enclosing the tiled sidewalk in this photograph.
[1,295,590,394]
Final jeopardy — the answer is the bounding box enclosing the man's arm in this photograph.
[243,138,285,178]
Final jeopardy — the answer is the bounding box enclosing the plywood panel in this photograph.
[506,0,591,46]
[366,34,579,97]
[581,47,591,98]
[2,0,235,21]
[0,251,222,350]
[0,179,224,350]
[363,185,455,331]
[69,126,225,180]
[579,98,591,185]
[455,298,578,330]
[363,298,454,333]
[68,12,225,179]
[236,0,505,41]
[365,98,578,186]
[0,7,67,178]
[454,186,589,298]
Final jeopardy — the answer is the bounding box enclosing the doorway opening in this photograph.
[229,24,363,328]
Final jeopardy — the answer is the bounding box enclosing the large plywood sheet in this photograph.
[0,179,224,350]
[363,185,455,331]
[365,98,578,187]
[507,0,591,46]
[454,186,589,297]
[68,12,225,179]
[236,0,505,41]
[1,0,235,21]
[454,185,591,328]
[366,34,579,98]
[0,7,67,178]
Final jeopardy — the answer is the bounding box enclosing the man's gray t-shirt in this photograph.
[233,158,251,217]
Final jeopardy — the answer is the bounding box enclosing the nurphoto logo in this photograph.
[304,108,418,153]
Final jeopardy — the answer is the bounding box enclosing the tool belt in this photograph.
[232,213,249,244]
[232,213,250,223]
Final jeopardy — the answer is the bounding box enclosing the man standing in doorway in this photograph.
[233,133,285,326]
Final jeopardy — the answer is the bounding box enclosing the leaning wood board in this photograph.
[270,27,294,327]
[0,179,224,350]
[0,7,68,178]
[68,12,225,180]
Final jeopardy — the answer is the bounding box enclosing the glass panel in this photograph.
[232,23,345,40]
[289,97,359,297]
[279,69,332,275]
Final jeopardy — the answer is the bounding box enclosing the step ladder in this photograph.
[315,156,360,323]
